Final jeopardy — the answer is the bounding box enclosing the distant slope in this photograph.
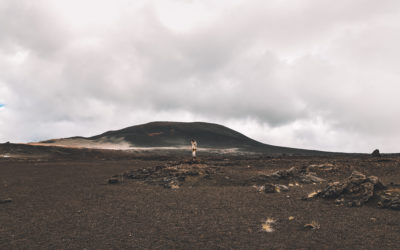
[90,121,265,148]
[39,121,335,155]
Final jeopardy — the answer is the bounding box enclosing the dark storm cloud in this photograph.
[1,0,400,152]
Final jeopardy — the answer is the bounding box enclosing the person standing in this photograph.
[191,139,197,161]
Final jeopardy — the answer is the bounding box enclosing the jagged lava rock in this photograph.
[317,171,385,207]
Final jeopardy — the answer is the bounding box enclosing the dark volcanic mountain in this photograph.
[41,121,331,155]
[92,121,263,148]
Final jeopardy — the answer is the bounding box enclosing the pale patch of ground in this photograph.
[261,218,276,233]
[307,190,321,198]
[30,137,133,150]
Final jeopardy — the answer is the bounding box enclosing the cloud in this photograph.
[1,0,400,152]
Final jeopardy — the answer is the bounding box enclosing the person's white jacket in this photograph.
[191,140,197,158]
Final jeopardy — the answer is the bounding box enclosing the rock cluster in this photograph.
[120,162,217,188]
[317,171,385,207]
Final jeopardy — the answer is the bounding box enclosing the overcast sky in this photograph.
[1,0,400,153]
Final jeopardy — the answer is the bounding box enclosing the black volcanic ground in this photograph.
[1,122,399,249]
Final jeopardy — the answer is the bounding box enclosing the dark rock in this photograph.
[318,181,346,199]
[163,177,180,189]
[348,171,367,184]
[344,182,374,207]
[263,184,277,193]
[0,198,12,204]
[108,178,119,184]
[263,184,289,193]
[378,191,400,210]
[304,221,320,230]
[372,149,381,157]
[367,176,385,190]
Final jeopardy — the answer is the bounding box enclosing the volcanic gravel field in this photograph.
[1,145,400,249]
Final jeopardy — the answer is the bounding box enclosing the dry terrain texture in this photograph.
[1,145,400,249]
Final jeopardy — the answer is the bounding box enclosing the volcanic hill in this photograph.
[39,121,330,155]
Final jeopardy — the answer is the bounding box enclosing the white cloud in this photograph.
[1,0,400,152]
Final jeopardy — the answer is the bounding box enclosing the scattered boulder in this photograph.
[372,149,381,157]
[263,184,277,193]
[163,177,181,189]
[378,190,400,210]
[317,171,385,207]
[262,184,289,193]
[0,198,12,204]
[108,178,119,184]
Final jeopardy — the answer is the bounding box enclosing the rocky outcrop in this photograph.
[317,171,385,207]
[120,161,218,188]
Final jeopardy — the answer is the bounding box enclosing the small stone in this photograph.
[108,178,119,184]
[304,221,320,230]
[335,197,344,205]
[0,198,12,204]
[275,184,289,192]
[264,184,277,193]
[253,185,265,192]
